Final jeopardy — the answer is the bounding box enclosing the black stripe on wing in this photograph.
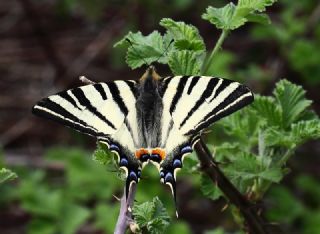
[59,91,81,110]
[32,98,99,137]
[169,76,188,114]
[71,88,116,130]
[160,76,174,97]
[187,84,254,135]
[93,83,107,100]
[187,76,200,94]
[124,80,138,99]
[108,82,128,115]
[179,78,221,128]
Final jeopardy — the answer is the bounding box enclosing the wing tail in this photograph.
[159,144,193,217]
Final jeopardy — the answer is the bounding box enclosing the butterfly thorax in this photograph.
[136,66,163,149]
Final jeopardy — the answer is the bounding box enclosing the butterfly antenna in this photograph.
[155,39,174,64]
[126,38,149,66]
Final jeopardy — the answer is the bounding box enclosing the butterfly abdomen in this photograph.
[136,73,163,148]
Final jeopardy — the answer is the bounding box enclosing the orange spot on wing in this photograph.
[135,148,149,159]
[151,148,166,160]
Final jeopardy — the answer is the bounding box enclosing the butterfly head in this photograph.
[140,65,161,82]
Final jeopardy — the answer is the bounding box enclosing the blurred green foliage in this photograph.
[251,0,320,84]
[1,0,320,233]
[0,147,191,233]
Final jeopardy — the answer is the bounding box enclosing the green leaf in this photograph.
[93,142,119,169]
[202,0,276,30]
[264,119,320,148]
[291,119,320,144]
[223,153,283,193]
[133,197,170,234]
[0,168,17,184]
[238,0,277,12]
[264,128,294,148]
[168,50,201,75]
[258,167,283,183]
[160,18,205,51]
[114,31,167,69]
[273,79,312,127]
[200,174,223,200]
[246,13,271,25]
[251,95,282,127]
[202,4,240,30]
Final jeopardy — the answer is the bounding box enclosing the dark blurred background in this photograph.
[0,0,320,234]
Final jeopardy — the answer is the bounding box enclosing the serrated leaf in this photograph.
[264,119,320,148]
[238,0,277,12]
[264,128,294,148]
[133,197,170,234]
[0,168,17,184]
[202,4,240,30]
[114,31,167,69]
[160,18,205,52]
[251,95,282,127]
[223,153,283,191]
[92,143,116,165]
[258,167,283,183]
[274,79,312,127]
[114,31,147,48]
[168,50,201,75]
[202,1,276,30]
[174,39,205,51]
[291,119,320,144]
[246,13,271,25]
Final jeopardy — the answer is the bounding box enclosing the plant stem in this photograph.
[202,30,229,74]
[194,137,283,234]
[114,183,137,234]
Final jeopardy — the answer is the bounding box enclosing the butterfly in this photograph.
[32,65,254,212]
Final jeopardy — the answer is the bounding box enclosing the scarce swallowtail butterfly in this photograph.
[32,66,254,213]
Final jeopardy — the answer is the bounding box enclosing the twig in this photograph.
[79,76,95,85]
[194,137,283,234]
[115,183,137,234]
